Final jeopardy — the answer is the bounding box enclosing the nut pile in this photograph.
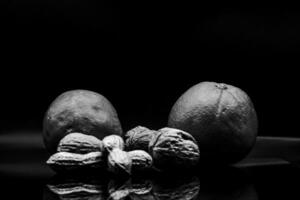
[45,81,258,174]
[46,126,200,175]
[46,133,105,171]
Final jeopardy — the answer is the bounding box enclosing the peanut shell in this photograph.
[103,135,124,152]
[107,149,132,175]
[57,133,104,154]
[128,150,153,172]
[47,151,103,171]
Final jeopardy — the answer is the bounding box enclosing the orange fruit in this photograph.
[168,82,258,164]
[43,90,122,153]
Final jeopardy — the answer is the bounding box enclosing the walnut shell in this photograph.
[148,127,200,171]
[57,132,104,154]
[103,135,125,152]
[125,126,157,152]
[128,150,153,172]
[107,149,132,175]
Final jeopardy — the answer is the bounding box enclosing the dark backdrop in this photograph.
[0,4,298,137]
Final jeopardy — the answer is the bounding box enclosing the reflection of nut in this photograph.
[47,183,103,195]
[103,135,125,152]
[130,179,152,195]
[125,126,157,152]
[149,127,200,170]
[44,177,106,200]
[47,151,103,171]
[128,150,153,172]
[57,133,104,154]
[129,179,155,200]
[107,179,131,200]
[107,149,132,175]
[152,176,200,200]
[130,192,156,200]
[108,189,130,200]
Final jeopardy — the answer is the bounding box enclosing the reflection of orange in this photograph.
[168,82,258,164]
[43,90,122,154]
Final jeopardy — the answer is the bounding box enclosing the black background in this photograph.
[0,4,298,137]
[1,5,300,200]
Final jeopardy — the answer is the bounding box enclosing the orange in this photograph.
[43,90,122,153]
[168,82,258,164]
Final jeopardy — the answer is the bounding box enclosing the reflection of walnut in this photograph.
[152,176,200,200]
[107,149,132,175]
[125,126,158,152]
[128,150,153,172]
[149,128,200,171]
[57,133,104,154]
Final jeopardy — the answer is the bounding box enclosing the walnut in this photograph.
[125,126,157,152]
[148,127,200,171]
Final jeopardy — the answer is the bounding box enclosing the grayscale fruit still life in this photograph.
[44,81,258,175]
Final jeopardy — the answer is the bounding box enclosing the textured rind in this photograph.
[125,126,157,152]
[43,90,123,154]
[57,133,104,154]
[168,82,258,164]
[128,150,153,171]
[107,149,132,175]
[46,151,103,171]
[103,135,125,152]
[149,127,200,170]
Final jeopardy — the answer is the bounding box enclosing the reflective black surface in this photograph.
[1,130,300,200]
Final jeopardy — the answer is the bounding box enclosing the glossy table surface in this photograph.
[1,130,300,200]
